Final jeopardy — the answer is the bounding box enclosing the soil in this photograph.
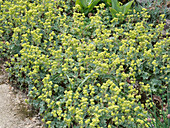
[0,63,45,128]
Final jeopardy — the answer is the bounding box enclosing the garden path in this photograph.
[0,64,44,128]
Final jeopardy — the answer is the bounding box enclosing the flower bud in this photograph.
[147,118,152,122]
[160,118,164,123]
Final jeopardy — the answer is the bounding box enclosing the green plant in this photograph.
[108,0,134,18]
[144,93,169,128]
[1,0,170,128]
[75,0,101,14]
[134,0,170,24]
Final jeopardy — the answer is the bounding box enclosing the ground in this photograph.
[0,64,44,128]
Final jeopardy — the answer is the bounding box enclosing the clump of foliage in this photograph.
[75,0,100,14]
[0,0,169,128]
[134,0,170,24]
[107,0,134,18]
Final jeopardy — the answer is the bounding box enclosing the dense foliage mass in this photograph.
[0,0,169,128]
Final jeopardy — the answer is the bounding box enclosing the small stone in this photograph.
[167,114,170,119]
[32,117,37,122]
[88,13,92,17]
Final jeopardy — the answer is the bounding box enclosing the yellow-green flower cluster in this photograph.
[1,0,169,127]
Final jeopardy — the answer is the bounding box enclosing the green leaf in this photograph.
[76,0,82,7]
[65,73,73,89]
[77,67,100,90]
[122,0,134,14]
[76,0,87,8]
[76,0,100,14]
[105,0,111,6]
[141,71,150,79]
[81,0,88,8]
[86,0,93,5]
[88,0,100,12]
[111,0,121,12]
[151,79,161,86]
[120,6,124,12]
[109,7,117,17]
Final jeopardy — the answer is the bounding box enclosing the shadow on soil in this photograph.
[16,102,36,120]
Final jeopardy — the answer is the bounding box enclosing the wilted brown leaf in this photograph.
[167,1,170,8]
[152,95,162,109]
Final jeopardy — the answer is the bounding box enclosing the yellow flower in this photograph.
[46,121,51,125]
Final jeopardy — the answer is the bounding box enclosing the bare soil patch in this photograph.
[0,63,44,128]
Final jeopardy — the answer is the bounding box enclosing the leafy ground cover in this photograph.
[0,0,170,128]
